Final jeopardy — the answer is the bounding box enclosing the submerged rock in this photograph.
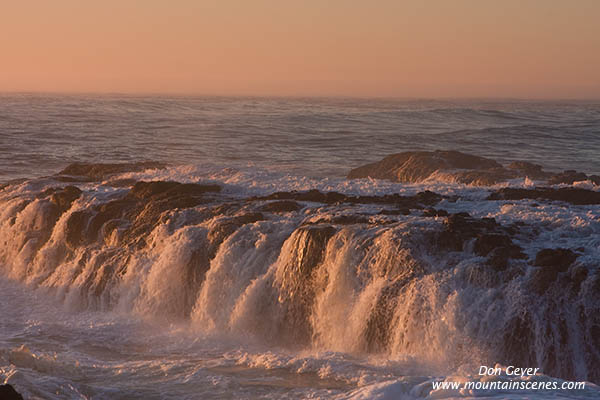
[488,187,600,205]
[57,161,167,181]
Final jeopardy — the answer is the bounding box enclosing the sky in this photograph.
[1,1,599,98]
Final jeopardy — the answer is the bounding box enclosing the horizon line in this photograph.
[2,90,600,102]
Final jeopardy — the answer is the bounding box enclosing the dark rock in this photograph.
[436,212,494,251]
[570,265,588,293]
[423,208,448,217]
[0,384,24,400]
[413,190,445,206]
[434,213,526,266]
[254,189,443,209]
[528,249,578,294]
[127,181,220,200]
[487,248,510,271]
[308,214,371,225]
[488,187,600,205]
[529,266,560,294]
[474,233,513,256]
[501,313,536,367]
[259,200,302,213]
[58,161,167,181]
[378,208,411,216]
[534,248,578,272]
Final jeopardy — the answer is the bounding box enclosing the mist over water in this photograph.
[1,95,600,399]
[1,95,599,182]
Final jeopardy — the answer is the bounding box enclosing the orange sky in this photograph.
[1,1,599,98]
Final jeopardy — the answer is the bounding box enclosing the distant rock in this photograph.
[347,150,600,186]
[0,384,24,400]
[347,150,506,184]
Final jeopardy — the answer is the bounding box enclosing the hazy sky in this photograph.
[2,1,599,98]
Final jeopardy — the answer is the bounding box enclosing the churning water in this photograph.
[1,94,600,399]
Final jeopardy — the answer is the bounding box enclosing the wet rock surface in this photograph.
[254,189,444,209]
[277,225,338,345]
[259,200,302,213]
[434,212,527,273]
[534,248,578,270]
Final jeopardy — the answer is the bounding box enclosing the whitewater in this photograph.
[1,96,600,399]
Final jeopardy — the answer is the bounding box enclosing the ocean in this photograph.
[1,94,600,399]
